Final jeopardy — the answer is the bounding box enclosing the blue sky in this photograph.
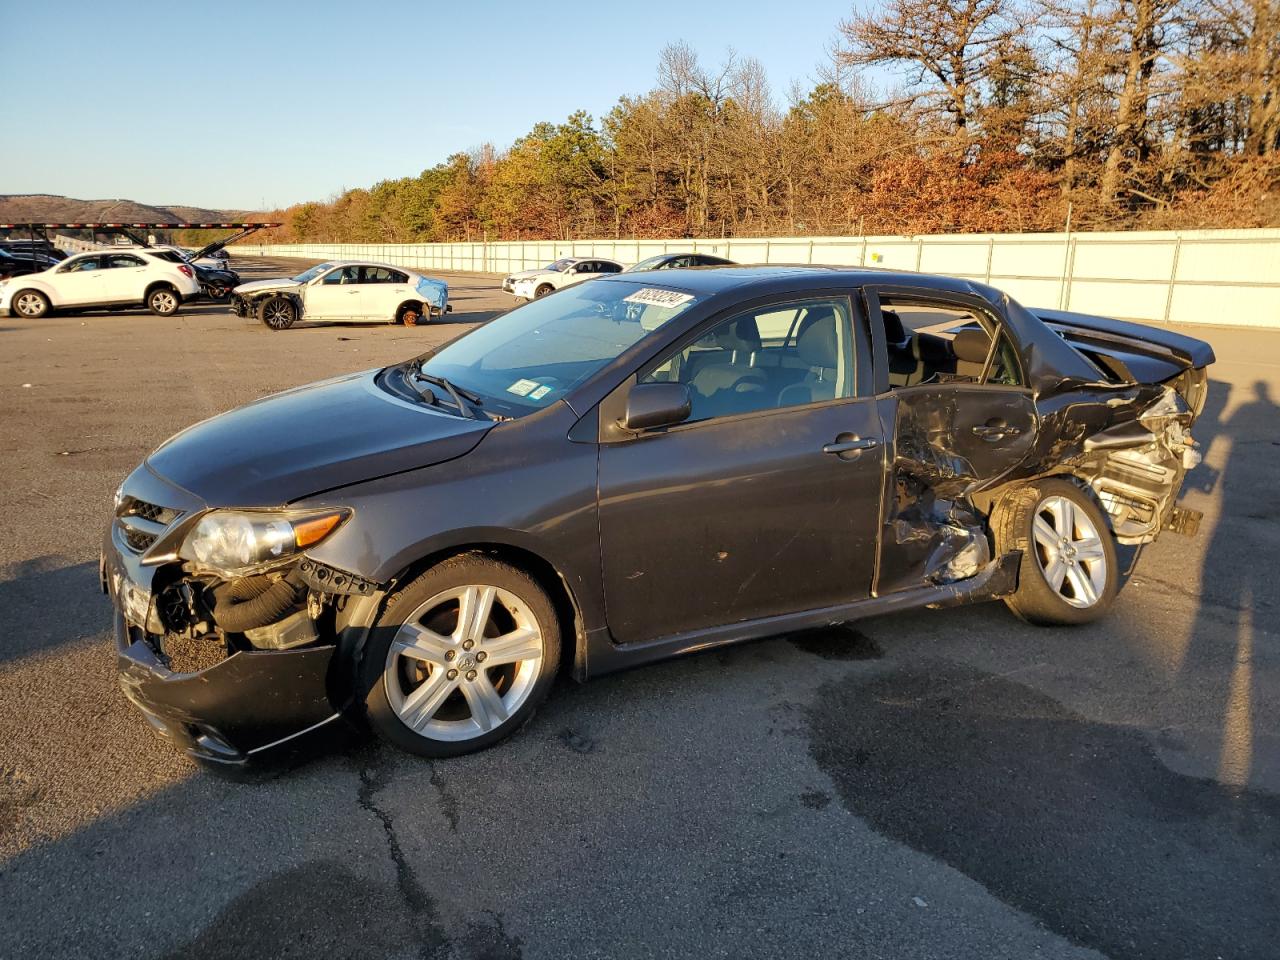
[0,0,858,211]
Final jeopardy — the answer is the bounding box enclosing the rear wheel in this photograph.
[147,287,180,316]
[12,290,49,318]
[259,296,296,330]
[399,304,422,327]
[361,554,561,758]
[995,478,1118,625]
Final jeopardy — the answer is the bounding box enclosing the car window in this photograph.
[360,266,402,283]
[597,261,621,273]
[61,256,101,273]
[642,298,856,423]
[150,251,186,264]
[321,266,360,285]
[107,254,145,268]
[878,299,1022,388]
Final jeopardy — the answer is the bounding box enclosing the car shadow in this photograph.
[0,557,104,666]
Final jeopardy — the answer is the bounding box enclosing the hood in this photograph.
[147,370,492,507]
[508,268,548,280]
[234,277,302,296]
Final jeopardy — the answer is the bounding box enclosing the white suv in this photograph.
[0,249,201,318]
[509,258,624,300]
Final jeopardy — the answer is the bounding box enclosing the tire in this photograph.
[205,282,228,300]
[147,286,180,316]
[360,554,562,758]
[534,283,554,299]
[399,304,422,327]
[12,289,49,318]
[994,478,1118,626]
[259,296,296,330]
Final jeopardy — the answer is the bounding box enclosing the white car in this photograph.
[230,261,450,330]
[509,257,624,300]
[0,249,201,318]
[502,258,573,292]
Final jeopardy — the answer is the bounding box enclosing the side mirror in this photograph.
[623,382,692,431]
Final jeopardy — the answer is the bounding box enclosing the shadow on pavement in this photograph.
[0,558,102,666]
[807,659,1280,960]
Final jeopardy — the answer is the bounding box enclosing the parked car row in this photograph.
[503,252,734,300]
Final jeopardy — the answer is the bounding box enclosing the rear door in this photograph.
[864,284,1038,593]
[597,291,885,645]
[102,253,149,303]
[356,266,409,321]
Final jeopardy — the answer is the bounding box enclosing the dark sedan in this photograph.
[625,252,735,271]
[102,266,1213,765]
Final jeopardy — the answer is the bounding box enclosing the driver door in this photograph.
[597,293,886,645]
[303,265,362,319]
[54,255,108,305]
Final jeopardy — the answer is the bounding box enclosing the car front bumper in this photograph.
[102,526,342,766]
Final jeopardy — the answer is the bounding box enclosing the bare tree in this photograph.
[836,0,1026,132]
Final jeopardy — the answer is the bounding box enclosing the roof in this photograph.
[597,264,999,299]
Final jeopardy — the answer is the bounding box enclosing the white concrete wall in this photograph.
[227,228,1279,327]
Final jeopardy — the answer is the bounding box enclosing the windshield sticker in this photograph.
[507,378,540,397]
[623,288,694,309]
[529,384,554,400]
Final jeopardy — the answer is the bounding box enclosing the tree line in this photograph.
[255,0,1279,243]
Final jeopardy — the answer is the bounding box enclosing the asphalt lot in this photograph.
[1,256,1277,960]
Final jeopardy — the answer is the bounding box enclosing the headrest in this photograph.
[952,327,992,363]
[797,310,839,369]
[881,309,907,345]
[713,315,761,353]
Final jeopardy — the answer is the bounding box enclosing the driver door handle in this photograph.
[823,436,880,455]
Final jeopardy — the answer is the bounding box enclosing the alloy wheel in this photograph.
[151,291,177,314]
[262,301,293,328]
[15,293,45,317]
[1032,494,1107,608]
[383,584,544,742]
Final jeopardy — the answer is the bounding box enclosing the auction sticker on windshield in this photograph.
[623,288,695,309]
[507,378,540,396]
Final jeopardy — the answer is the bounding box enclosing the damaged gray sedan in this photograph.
[102,266,1213,765]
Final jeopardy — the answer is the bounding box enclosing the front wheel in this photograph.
[147,287,180,316]
[534,283,554,299]
[361,554,561,758]
[12,290,49,318]
[995,478,1118,625]
[259,296,296,330]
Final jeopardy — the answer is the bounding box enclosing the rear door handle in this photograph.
[972,420,1021,441]
[823,436,880,455]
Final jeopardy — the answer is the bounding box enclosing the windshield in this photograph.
[291,262,333,283]
[627,254,672,272]
[545,258,573,273]
[413,279,701,418]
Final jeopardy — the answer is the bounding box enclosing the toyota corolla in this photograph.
[102,266,1213,766]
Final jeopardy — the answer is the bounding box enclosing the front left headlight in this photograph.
[180,509,349,575]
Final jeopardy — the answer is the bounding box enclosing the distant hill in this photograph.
[0,194,248,223]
